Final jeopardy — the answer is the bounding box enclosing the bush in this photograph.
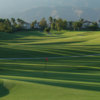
[44,28,50,33]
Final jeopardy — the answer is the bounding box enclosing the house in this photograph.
[48,22,51,28]
[97,20,100,28]
[82,20,93,28]
[23,22,31,29]
[34,22,40,29]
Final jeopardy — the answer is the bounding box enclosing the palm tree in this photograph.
[11,18,17,26]
[17,18,25,26]
[49,17,53,23]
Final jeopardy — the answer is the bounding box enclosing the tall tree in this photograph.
[31,20,37,29]
[17,18,25,26]
[73,21,82,31]
[88,22,98,31]
[49,16,53,24]
[68,21,73,30]
[39,18,47,30]
[11,18,17,26]
[73,22,78,31]
[55,18,67,31]
[51,22,56,30]
[17,18,26,30]
[62,20,67,30]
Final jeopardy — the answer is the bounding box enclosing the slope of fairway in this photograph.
[0,31,100,100]
[0,31,100,58]
[0,77,100,100]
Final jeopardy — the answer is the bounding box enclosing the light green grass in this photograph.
[0,31,100,100]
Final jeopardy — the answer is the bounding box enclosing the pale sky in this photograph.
[0,0,57,13]
[0,0,37,14]
[0,0,99,15]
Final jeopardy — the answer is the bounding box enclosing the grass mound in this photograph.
[0,80,9,97]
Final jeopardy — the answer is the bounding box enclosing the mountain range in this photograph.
[1,0,100,22]
[10,6,100,22]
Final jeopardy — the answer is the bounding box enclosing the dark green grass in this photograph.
[0,80,9,97]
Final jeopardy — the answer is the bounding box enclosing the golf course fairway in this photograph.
[0,31,100,100]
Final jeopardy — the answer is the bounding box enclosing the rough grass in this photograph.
[0,31,100,100]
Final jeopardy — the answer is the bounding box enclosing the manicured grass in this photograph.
[0,31,100,100]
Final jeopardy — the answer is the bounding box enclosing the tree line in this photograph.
[0,18,28,33]
[0,17,99,33]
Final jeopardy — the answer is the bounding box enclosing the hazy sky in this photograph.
[0,0,56,13]
[0,0,36,14]
[0,0,99,15]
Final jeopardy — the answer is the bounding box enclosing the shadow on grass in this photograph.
[0,50,100,92]
[1,77,100,92]
[29,41,84,45]
[1,56,100,85]
[0,31,45,40]
[1,68,100,84]
[26,79,100,92]
[0,83,9,97]
[0,47,61,58]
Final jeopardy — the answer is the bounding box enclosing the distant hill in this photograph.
[1,0,100,22]
[10,6,100,22]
